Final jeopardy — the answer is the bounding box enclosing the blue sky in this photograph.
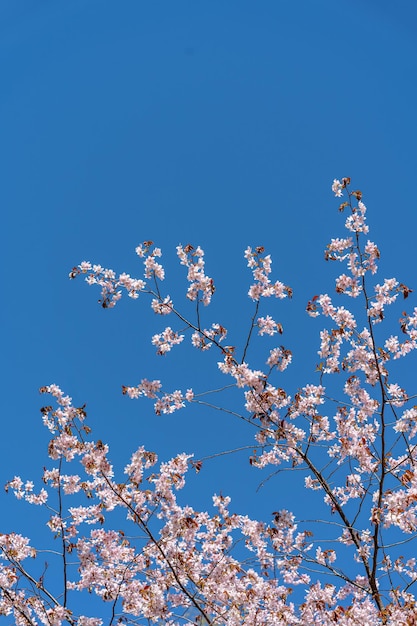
[1,0,417,614]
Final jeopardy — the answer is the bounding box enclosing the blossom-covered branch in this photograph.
[3,179,417,624]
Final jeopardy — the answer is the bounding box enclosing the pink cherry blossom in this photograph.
[5,178,417,624]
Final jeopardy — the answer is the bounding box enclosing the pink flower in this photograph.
[332,178,343,197]
[151,327,184,355]
[257,315,283,336]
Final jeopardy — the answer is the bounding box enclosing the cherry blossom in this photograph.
[3,178,417,624]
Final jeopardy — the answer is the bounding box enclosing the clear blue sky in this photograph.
[1,0,417,608]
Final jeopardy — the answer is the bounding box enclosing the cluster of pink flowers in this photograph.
[3,179,417,624]
[151,294,173,315]
[151,326,184,355]
[5,476,48,505]
[0,387,345,624]
[135,241,165,280]
[69,261,145,308]
[244,246,292,301]
[257,315,283,336]
[266,345,292,371]
[176,244,215,305]
[191,322,228,350]
[122,379,193,415]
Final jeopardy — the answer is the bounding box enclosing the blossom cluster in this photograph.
[122,379,194,415]
[176,244,215,305]
[244,245,292,301]
[191,322,228,350]
[3,179,417,624]
[1,386,365,625]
